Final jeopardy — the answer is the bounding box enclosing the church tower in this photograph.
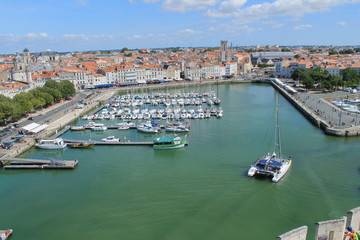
[11,48,33,84]
[220,40,228,63]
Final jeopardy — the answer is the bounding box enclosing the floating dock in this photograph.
[64,139,154,146]
[0,158,78,170]
[64,139,189,146]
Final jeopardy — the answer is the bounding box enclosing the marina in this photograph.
[0,83,359,240]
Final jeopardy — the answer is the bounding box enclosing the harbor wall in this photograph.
[314,218,346,240]
[276,226,308,240]
[276,206,360,240]
[270,81,360,137]
[346,206,360,233]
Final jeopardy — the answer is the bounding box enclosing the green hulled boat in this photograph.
[153,137,186,150]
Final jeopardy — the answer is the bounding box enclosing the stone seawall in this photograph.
[271,81,360,137]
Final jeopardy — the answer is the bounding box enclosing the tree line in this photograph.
[291,67,360,90]
[0,80,75,125]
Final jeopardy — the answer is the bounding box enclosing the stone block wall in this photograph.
[276,206,360,240]
[314,218,346,240]
[346,206,360,232]
[276,226,308,240]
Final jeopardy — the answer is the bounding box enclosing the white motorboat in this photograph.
[102,136,119,142]
[137,126,159,133]
[35,138,67,150]
[90,123,107,131]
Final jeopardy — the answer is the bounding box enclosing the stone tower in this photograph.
[11,48,33,84]
[220,40,228,63]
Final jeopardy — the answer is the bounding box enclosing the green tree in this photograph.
[40,87,62,101]
[121,47,129,53]
[44,79,60,90]
[291,68,305,81]
[302,74,314,89]
[13,92,35,112]
[30,89,54,105]
[59,80,76,98]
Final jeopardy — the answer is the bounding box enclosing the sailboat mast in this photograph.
[274,93,282,157]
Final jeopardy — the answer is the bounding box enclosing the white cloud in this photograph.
[209,23,261,35]
[0,33,50,42]
[25,33,50,39]
[206,0,360,20]
[63,34,89,41]
[127,33,166,41]
[262,20,285,28]
[175,29,200,35]
[62,34,115,41]
[142,0,218,13]
[337,21,347,26]
[293,24,313,30]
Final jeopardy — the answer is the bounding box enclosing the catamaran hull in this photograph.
[248,160,292,182]
[272,161,291,182]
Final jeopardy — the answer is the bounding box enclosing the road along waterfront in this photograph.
[1,83,359,240]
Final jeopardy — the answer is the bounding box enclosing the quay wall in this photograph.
[270,81,360,137]
[276,206,360,240]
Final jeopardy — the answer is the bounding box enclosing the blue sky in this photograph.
[0,0,359,53]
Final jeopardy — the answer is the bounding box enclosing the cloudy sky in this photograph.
[0,0,359,53]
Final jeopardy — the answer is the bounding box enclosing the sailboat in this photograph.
[247,93,292,183]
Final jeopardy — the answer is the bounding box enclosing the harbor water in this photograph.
[1,83,359,240]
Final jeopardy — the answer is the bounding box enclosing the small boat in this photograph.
[137,126,159,133]
[0,229,13,240]
[69,142,95,148]
[70,125,85,131]
[165,125,190,133]
[90,123,107,131]
[118,126,130,130]
[153,136,186,150]
[35,138,67,150]
[102,136,119,142]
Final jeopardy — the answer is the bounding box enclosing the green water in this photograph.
[1,84,359,240]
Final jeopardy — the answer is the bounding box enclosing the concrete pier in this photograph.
[1,158,78,169]
[271,81,360,137]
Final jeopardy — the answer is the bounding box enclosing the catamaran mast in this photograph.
[274,93,282,157]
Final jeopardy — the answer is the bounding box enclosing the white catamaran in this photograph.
[248,93,292,183]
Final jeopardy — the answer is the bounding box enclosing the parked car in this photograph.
[28,117,35,120]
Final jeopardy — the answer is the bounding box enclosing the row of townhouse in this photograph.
[184,62,238,81]
[56,65,181,90]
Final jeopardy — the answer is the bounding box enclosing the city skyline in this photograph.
[0,0,360,53]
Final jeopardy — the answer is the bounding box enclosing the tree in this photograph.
[341,68,360,83]
[40,87,62,101]
[58,80,76,98]
[302,74,314,89]
[291,68,305,81]
[30,89,54,106]
[44,79,60,90]
[281,47,291,52]
[120,47,129,53]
